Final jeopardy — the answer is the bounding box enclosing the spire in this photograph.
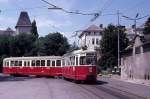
[15,11,32,28]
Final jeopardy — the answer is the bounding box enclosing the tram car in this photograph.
[62,49,97,82]
[3,56,62,76]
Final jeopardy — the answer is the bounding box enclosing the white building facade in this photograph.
[78,25,103,51]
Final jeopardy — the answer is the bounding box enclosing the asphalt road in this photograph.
[0,76,149,99]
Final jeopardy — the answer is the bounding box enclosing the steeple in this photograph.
[15,11,32,34]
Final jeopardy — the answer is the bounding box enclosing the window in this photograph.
[24,61,26,66]
[92,38,95,45]
[41,60,45,66]
[62,59,65,66]
[19,61,22,66]
[87,32,91,35]
[31,60,35,66]
[11,61,15,66]
[80,56,86,65]
[86,56,96,65]
[52,61,55,67]
[5,62,6,66]
[36,60,40,66]
[56,60,61,66]
[7,62,9,66]
[15,61,18,66]
[27,61,30,66]
[96,38,99,45]
[47,60,51,66]
[76,57,78,66]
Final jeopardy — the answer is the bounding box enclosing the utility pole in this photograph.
[122,13,149,35]
[117,10,120,68]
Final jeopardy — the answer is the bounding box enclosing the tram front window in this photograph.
[80,56,96,65]
[86,56,96,65]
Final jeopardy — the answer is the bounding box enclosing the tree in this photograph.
[98,24,129,70]
[31,20,39,38]
[10,33,37,57]
[39,32,70,56]
[143,17,150,34]
[69,41,79,51]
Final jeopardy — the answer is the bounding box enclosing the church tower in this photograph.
[15,11,32,34]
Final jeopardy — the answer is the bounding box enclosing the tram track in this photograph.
[76,84,104,99]
[77,83,147,99]
[94,85,147,99]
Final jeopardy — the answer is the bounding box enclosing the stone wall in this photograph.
[121,36,150,80]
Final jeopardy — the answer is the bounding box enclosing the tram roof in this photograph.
[63,49,96,56]
[3,56,62,61]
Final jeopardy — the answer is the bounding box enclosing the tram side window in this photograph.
[31,60,35,66]
[62,59,65,66]
[56,60,61,66]
[47,60,51,66]
[73,56,75,66]
[7,61,9,66]
[41,60,45,66]
[76,57,78,66]
[10,61,15,66]
[19,61,22,66]
[27,61,30,66]
[15,61,18,66]
[80,56,86,65]
[36,60,40,66]
[52,61,55,67]
[24,61,26,66]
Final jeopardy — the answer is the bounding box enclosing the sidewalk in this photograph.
[98,76,150,99]
[111,75,150,86]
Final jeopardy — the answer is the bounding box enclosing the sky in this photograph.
[0,0,150,43]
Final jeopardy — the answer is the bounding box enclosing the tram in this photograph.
[3,56,62,76]
[3,49,97,83]
[62,49,97,82]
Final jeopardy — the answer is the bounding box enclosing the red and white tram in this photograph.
[3,56,62,76]
[3,49,97,83]
[62,50,97,82]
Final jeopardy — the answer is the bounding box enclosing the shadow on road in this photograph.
[83,80,108,85]
[0,76,35,82]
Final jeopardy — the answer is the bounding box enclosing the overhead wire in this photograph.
[41,0,100,16]
[1,5,47,12]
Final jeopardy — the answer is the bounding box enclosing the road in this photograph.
[0,76,149,99]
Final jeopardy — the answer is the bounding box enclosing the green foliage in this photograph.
[98,24,129,70]
[9,33,37,57]
[0,32,69,71]
[31,20,39,38]
[143,17,150,34]
[39,32,70,56]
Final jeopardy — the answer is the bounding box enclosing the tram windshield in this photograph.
[80,53,96,65]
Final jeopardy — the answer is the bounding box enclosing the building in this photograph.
[121,33,150,80]
[78,25,103,50]
[0,27,16,36]
[0,11,32,36]
[125,27,144,41]
[15,11,32,34]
